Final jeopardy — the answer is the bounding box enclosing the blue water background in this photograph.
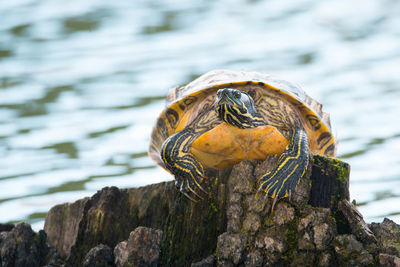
[1,0,400,230]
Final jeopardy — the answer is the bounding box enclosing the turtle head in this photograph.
[214,88,264,128]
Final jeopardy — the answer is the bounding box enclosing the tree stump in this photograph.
[41,155,400,266]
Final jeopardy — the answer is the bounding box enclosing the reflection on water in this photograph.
[1,0,400,230]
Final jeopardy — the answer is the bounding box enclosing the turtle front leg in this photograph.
[258,128,310,209]
[161,128,206,200]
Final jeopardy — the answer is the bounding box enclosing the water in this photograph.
[1,0,400,231]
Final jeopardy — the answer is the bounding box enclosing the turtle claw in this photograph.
[177,180,200,202]
[175,174,207,202]
[257,128,309,211]
[183,192,198,202]
[186,181,204,200]
[271,195,279,212]
[258,172,291,211]
[196,182,208,194]
[190,189,203,200]
[190,170,208,195]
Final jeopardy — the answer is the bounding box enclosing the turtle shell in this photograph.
[149,69,335,170]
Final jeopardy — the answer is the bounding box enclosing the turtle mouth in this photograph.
[214,97,233,114]
[214,97,241,122]
[214,97,227,106]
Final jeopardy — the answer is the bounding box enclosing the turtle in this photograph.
[148,70,335,204]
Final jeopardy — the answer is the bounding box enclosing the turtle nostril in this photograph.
[217,89,223,97]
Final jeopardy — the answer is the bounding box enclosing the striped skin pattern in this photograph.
[160,105,221,199]
[149,70,336,203]
[161,128,206,199]
[258,127,309,209]
[251,87,335,157]
[215,88,264,128]
[216,89,310,206]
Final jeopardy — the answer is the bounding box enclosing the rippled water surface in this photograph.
[1,0,400,230]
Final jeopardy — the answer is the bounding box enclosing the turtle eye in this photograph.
[233,91,241,99]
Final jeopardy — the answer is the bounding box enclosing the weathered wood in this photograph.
[40,155,400,266]
[338,200,377,244]
[0,223,14,233]
[309,155,350,209]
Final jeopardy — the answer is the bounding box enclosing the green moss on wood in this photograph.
[282,219,299,263]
